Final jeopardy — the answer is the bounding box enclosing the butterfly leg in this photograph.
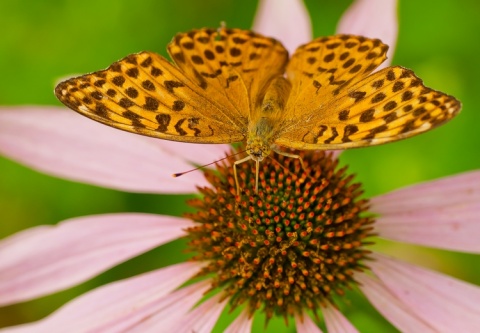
[234,155,252,195]
[255,159,259,194]
[272,147,306,170]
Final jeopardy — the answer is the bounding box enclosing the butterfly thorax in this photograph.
[246,76,292,161]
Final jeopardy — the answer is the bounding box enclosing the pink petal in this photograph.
[2,262,203,333]
[356,271,437,332]
[169,293,227,333]
[153,139,232,167]
[295,312,323,333]
[372,171,480,253]
[336,0,398,68]
[224,309,252,333]
[329,150,342,160]
[0,106,216,193]
[0,213,194,306]
[323,305,359,333]
[252,0,312,54]
[110,280,210,333]
[372,170,480,213]
[368,253,480,332]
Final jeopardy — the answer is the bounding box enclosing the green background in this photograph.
[0,0,479,331]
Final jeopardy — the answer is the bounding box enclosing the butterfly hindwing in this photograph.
[168,28,289,119]
[284,35,389,121]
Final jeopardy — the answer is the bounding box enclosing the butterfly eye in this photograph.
[251,150,263,158]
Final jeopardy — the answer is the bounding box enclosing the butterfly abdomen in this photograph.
[246,76,293,160]
[259,76,292,114]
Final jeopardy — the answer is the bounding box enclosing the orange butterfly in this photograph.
[56,28,461,193]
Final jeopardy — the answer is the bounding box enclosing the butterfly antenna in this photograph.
[172,150,246,178]
[215,21,227,41]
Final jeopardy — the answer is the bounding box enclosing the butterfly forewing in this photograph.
[55,51,246,143]
[168,28,289,118]
[277,68,461,149]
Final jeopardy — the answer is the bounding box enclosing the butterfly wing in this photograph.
[276,35,461,149]
[55,28,288,144]
[167,28,289,120]
[55,51,244,143]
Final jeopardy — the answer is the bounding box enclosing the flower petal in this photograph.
[224,309,252,333]
[323,305,359,333]
[295,311,323,333]
[368,253,480,332]
[252,0,312,54]
[336,0,398,68]
[356,271,437,332]
[1,262,203,333]
[151,139,232,167]
[0,107,212,193]
[0,213,193,306]
[372,171,480,253]
[113,280,210,333]
[169,293,227,333]
[372,170,480,213]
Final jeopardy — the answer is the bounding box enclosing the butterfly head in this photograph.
[242,137,271,195]
[246,117,276,162]
[246,142,271,162]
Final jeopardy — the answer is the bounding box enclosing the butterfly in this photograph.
[55,28,461,194]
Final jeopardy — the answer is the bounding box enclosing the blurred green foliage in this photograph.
[0,0,479,331]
